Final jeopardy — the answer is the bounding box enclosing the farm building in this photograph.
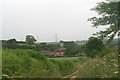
[53,48,66,57]
[41,48,66,57]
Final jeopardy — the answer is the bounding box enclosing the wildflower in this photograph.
[96,64,99,66]
[19,76,23,78]
[108,65,111,67]
[2,74,8,77]
[114,64,118,67]
[111,59,115,62]
[114,71,119,74]
[92,66,95,69]
[95,75,98,77]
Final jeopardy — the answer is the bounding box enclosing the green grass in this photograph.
[2,49,84,78]
[2,48,118,78]
[48,56,87,60]
[77,48,118,78]
[2,49,62,78]
[49,56,89,76]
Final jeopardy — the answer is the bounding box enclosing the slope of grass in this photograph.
[49,56,89,77]
[2,49,62,78]
[77,47,118,78]
[3,49,84,78]
[3,48,117,78]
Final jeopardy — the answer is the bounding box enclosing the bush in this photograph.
[77,50,118,78]
[97,47,112,57]
[85,37,104,58]
[2,49,47,78]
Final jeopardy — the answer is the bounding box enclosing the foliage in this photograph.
[77,48,118,78]
[63,41,79,55]
[2,49,83,78]
[16,44,36,50]
[85,37,105,57]
[97,46,112,57]
[88,0,120,42]
[2,42,36,50]
[2,49,60,78]
[2,47,118,78]
[50,60,75,76]
[2,39,17,49]
[26,35,36,44]
[2,49,47,77]
[36,43,60,51]
[2,39,85,56]
[76,45,86,56]
[2,39,36,50]
[7,39,17,43]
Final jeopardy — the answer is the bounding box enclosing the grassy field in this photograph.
[2,49,61,78]
[2,49,85,78]
[48,56,88,61]
[2,48,118,78]
[49,56,89,76]
[77,47,118,78]
[49,47,118,78]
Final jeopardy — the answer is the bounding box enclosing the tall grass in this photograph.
[2,49,62,78]
[2,49,81,78]
[3,48,117,78]
[77,47,118,78]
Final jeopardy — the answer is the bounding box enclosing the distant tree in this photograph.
[77,45,86,56]
[26,35,36,44]
[85,37,104,57]
[88,0,120,42]
[7,38,17,43]
[63,41,79,55]
[4,38,17,49]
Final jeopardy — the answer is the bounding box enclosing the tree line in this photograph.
[2,34,108,58]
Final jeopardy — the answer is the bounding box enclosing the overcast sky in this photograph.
[1,0,106,42]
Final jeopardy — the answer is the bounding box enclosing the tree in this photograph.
[7,38,17,43]
[85,37,104,57]
[63,41,79,55]
[2,38,17,49]
[88,0,120,42]
[25,35,36,44]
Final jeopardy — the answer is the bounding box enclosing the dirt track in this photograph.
[61,62,86,80]
[61,65,81,80]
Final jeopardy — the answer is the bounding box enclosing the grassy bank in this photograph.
[77,47,118,78]
[2,49,85,78]
[2,49,60,78]
[2,48,118,78]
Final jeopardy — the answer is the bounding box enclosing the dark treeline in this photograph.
[1,35,118,58]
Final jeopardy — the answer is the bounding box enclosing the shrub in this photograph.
[85,37,105,58]
[77,50,118,78]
